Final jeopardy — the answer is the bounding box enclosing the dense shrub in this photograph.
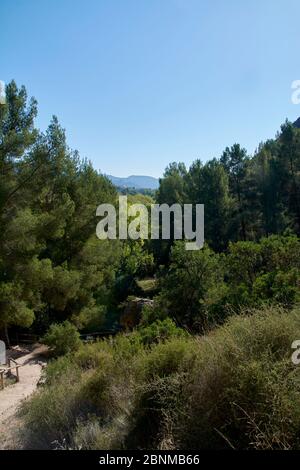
[42,355,80,386]
[153,243,225,329]
[42,321,82,357]
[175,307,300,449]
[20,306,300,450]
[146,236,300,331]
[224,235,300,309]
[21,369,84,448]
[138,318,186,345]
[125,336,196,449]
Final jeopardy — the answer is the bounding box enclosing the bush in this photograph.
[225,236,300,310]
[125,336,196,449]
[43,321,81,357]
[138,318,187,345]
[175,307,300,449]
[73,342,112,370]
[154,242,224,329]
[20,306,300,450]
[20,335,138,449]
[20,373,84,449]
[137,336,195,380]
[42,355,80,386]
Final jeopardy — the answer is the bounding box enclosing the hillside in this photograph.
[107,174,159,190]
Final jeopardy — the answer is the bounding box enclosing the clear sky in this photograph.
[2,0,300,177]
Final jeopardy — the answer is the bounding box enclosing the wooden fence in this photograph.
[0,358,21,390]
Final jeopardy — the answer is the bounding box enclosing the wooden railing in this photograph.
[0,358,21,390]
[11,333,39,344]
[80,329,119,340]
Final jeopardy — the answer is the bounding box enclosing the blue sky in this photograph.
[2,0,300,177]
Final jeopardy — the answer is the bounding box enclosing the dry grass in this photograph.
[19,305,300,450]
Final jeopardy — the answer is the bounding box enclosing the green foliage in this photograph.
[157,162,187,206]
[126,193,154,206]
[138,318,186,345]
[153,241,225,329]
[120,240,154,279]
[175,307,300,449]
[187,159,233,251]
[20,307,300,450]
[0,82,121,341]
[225,235,300,309]
[42,321,81,357]
[147,236,300,331]
[136,278,157,296]
[42,355,81,387]
[156,125,300,250]
[137,336,194,380]
[2,80,300,451]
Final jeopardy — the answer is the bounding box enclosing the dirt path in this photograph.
[0,344,47,449]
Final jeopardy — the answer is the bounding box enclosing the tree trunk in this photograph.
[0,326,10,349]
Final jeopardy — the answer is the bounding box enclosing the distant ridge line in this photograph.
[106,174,159,190]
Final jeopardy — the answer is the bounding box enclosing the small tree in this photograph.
[154,242,225,330]
[43,321,81,357]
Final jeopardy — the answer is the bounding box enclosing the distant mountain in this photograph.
[107,175,159,190]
